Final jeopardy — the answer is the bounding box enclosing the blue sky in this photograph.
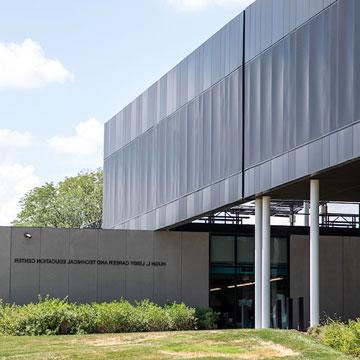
[0,0,254,224]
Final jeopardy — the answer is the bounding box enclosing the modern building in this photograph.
[103,0,360,329]
[104,0,354,232]
[4,0,356,331]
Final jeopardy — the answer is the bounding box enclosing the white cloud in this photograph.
[0,38,73,89]
[48,118,103,156]
[0,163,39,225]
[168,0,254,11]
[0,128,33,147]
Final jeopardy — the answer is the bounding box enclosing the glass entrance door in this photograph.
[209,234,289,328]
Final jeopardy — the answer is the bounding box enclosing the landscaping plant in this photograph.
[309,318,360,358]
[0,297,217,336]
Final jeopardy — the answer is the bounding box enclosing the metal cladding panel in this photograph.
[244,0,332,63]
[104,12,245,230]
[245,0,358,180]
[105,13,244,156]
[103,0,353,230]
[272,0,285,44]
[105,67,243,230]
[244,120,360,197]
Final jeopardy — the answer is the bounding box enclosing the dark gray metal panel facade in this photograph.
[244,0,360,197]
[104,14,244,159]
[104,14,244,230]
[104,0,360,230]
[244,0,336,63]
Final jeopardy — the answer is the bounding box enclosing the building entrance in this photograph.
[209,234,289,328]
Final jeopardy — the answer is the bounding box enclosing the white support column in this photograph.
[262,196,271,328]
[255,198,263,329]
[310,179,320,327]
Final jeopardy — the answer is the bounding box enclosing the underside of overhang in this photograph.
[266,158,360,202]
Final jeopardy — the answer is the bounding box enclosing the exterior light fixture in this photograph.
[24,233,32,239]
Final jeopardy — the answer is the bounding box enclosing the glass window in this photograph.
[211,236,235,264]
[237,236,254,264]
[210,234,289,329]
[271,237,288,265]
[270,237,289,329]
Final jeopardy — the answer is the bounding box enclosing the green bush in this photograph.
[0,297,208,336]
[166,302,196,330]
[136,300,171,331]
[0,298,98,336]
[312,318,360,358]
[195,307,219,330]
[92,300,140,333]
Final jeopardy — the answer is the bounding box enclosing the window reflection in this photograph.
[210,235,289,329]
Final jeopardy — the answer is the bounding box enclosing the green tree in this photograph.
[12,169,103,228]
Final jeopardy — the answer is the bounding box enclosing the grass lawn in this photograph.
[0,329,351,359]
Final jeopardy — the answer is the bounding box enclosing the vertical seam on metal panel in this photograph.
[9,227,12,303]
[180,232,183,301]
[287,234,291,327]
[125,230,127,298]
[38,228,41,298]
[152,231,155,301]
[208,233,211,308]
[177,233,181,302]
[234,234,238,323]
[67,229,70,302]
[96,230,99,302]
[241,11,246,198]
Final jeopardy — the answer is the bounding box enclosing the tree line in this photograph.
[13,169,103,228]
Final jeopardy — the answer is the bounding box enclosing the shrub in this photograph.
[0,297,208,336]
[312,318,360,358]
[136,300,171,332]
[0,297,98,336]
[0,298,65,335]
[67,303,98,334]
[195,307,219,330]
[166,303,196,330]
[93,300,140,333]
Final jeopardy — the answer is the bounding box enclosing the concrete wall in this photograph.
[0,227,209,307]
[290,234,360,328]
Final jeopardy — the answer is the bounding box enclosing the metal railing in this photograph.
[195,201,360,229]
